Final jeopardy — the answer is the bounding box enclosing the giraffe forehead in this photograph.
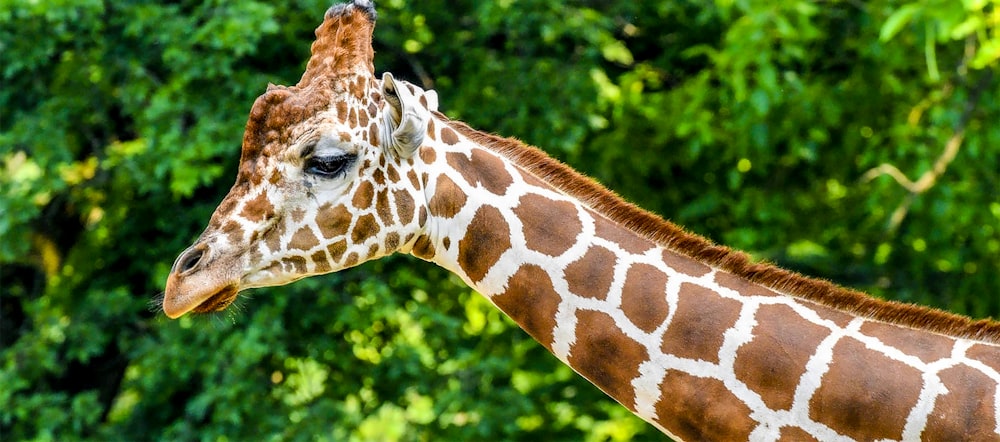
[239,80,378,176]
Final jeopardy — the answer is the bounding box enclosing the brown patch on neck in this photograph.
[428,175,466,219]
[809,338,922,440]
[662,283,742,364]
[654,371,756,440]
[564,245,616,300]
[569,310,647,411]
[619,264,670,333]
[457,205,511,283]
[924,365,999,438]
[734,303,830,411]
[513,194,582,257]
[493,264,561,350]
[436,112,1000,343]
[446,150,513,195]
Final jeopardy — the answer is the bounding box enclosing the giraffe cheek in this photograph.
[289,225,321,251]
[317,203,352,239]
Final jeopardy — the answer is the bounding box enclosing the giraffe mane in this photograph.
[436,112,1000,344]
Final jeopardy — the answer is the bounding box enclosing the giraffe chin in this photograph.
[190,285,240,314]
[163,277,241,319]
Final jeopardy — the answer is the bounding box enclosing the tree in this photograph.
[2,1,997,440]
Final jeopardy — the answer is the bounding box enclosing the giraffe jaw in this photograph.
[189,284,241,315]
[163,278,240,319]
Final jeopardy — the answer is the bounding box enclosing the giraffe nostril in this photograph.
[177,247,205,274]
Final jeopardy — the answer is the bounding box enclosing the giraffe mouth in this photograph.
[190,285,240,314]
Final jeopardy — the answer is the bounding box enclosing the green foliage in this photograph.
[2,0,997,441]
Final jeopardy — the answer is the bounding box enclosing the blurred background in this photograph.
[2,0,998,440]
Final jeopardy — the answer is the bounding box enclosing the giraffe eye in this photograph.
[304,154,356,178]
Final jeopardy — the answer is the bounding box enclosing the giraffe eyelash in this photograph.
[304,153,357,178]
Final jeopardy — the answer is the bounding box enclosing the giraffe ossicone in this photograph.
[164,2,1000,440]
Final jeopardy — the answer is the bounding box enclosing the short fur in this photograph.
[438,113,1000,344]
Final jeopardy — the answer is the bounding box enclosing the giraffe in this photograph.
[163,2,1000,440]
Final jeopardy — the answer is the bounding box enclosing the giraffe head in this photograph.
[163,0,438,318]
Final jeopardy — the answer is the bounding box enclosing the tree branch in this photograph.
[861,67,993,231]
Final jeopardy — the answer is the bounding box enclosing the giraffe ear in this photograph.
[380,72,432,159]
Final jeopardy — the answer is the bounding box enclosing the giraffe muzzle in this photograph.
[164,241,243,318]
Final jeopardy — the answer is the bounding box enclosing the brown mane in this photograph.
[437,112,1000,344]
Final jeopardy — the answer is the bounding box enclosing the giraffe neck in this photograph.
[409,116,1000,440]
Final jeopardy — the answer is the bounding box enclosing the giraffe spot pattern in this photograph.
[654,370,756,441]
[457,205,510,283]
[967,344,1000,373]
[568,310,648,411]
[594,213,655,254]
[265,222,284,253]
[384,232,400,251]
[411,234,435,260]
[715,271,781,298]
[446,149,513,195]
[419,146,436,164]
[924,364,999,438]
[661,249,711,277]
[358,105,368,127]
[327,239,347,262]
[620,263,670,333]
[808,337,923,441]
[392,189,415,225]
[859,320,955,363]
[290,208,306,224]
[734,303,830,411]
[211,195,239,229]
[317,203,352,239]
[344,252,359,267]
[311,250,332,273]
[351,213,379,243]
[426,118,436,140]
[368,123,379,147]
[440,126,459,145]
[513,194,582,257]
[289,225,320,251]
[811,301,856,327]
[563,245,616,301]
[221,220,243,246]
[777,427,820,441]
[241,192,275,222]
[352,181,374,209]
[493,264,561,350]
[407,169,421,190]
[428,175,466,218]
[284,255,308,274]
[386,164,400,182]
[661,283,742,363]
[336,101,348,122]
[375,189,392,225]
